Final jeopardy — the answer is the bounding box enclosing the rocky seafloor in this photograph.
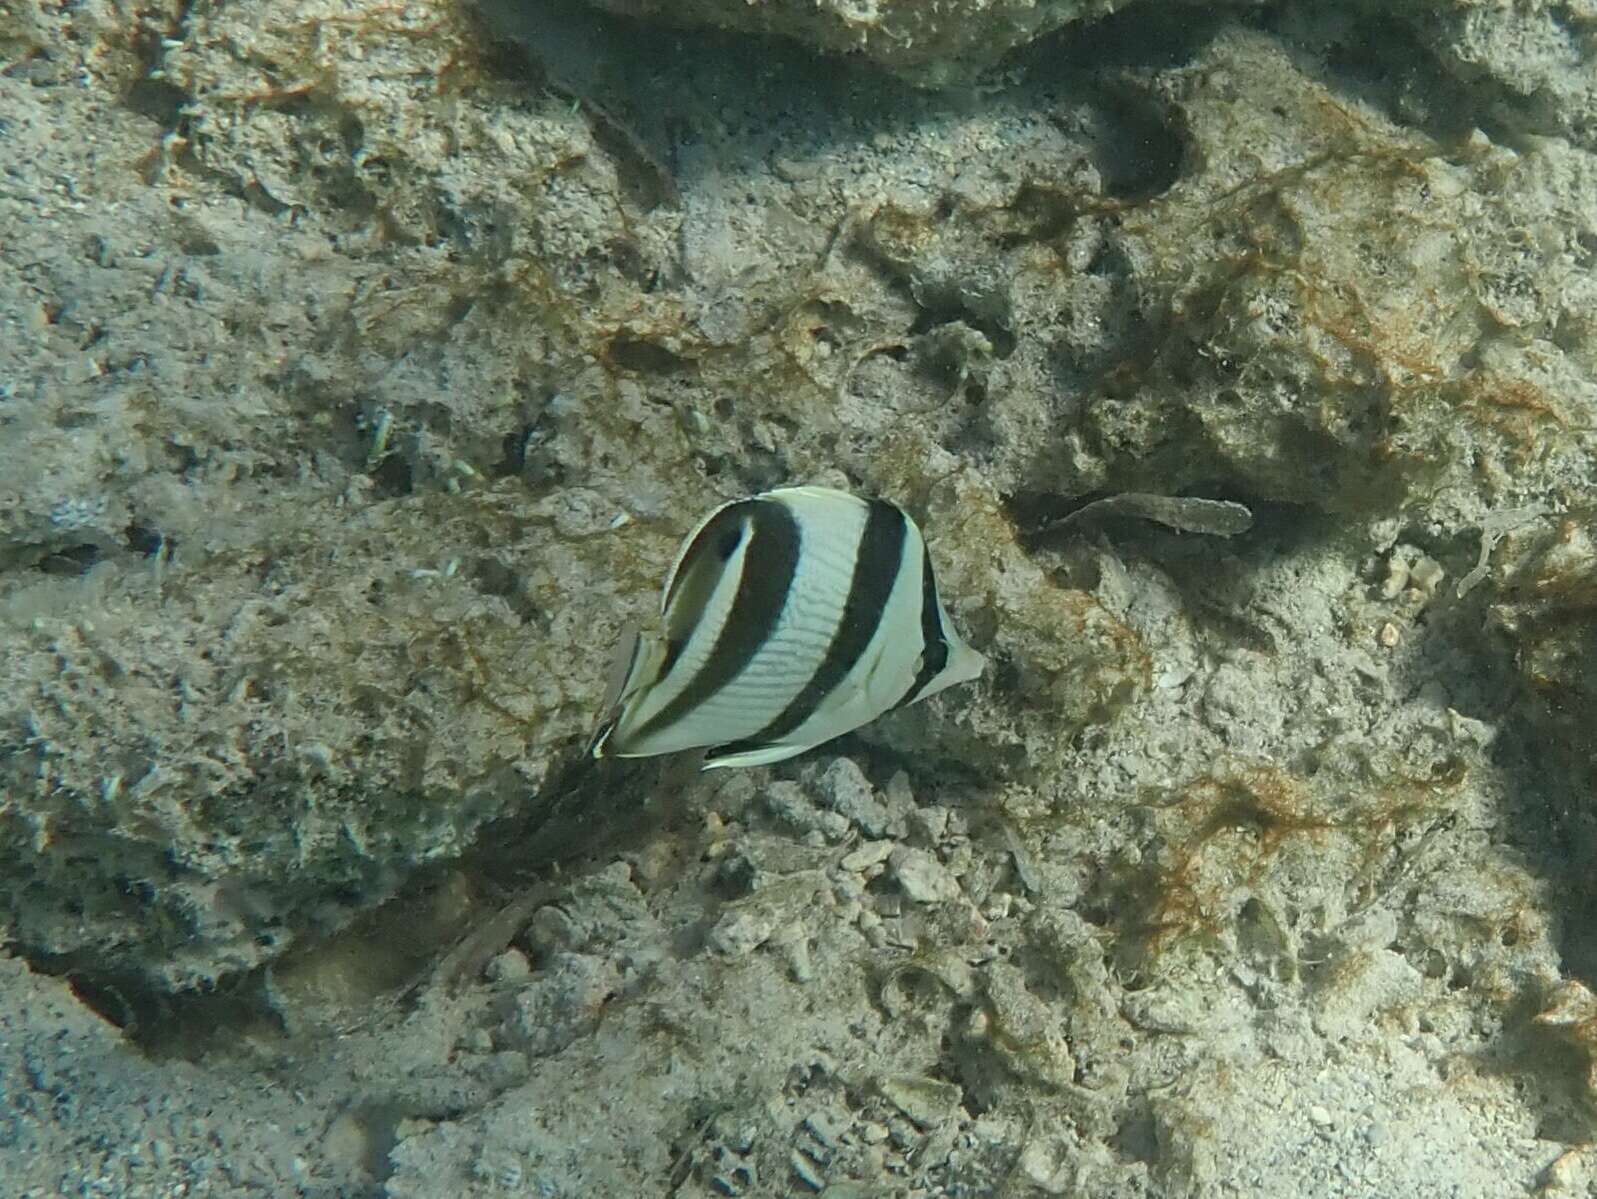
[2,0,1596,1194]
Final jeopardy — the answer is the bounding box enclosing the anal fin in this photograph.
[701,739,816,771]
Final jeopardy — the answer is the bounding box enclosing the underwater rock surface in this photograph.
[1,0,1595,1193]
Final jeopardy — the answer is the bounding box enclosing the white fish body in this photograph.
[590,485,984,770]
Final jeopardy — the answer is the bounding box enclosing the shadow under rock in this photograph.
[474,0,926,194]
[64,746,683,1059]
[473,0,1225,204]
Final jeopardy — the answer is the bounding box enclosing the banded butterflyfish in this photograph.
[590,485,984,770]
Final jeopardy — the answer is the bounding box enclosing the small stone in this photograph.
[1542,1146,1597,1193]
[840,840,894,872]
[764,780,827,833]
[878,1074,962,1128]
[524,906,580,955]
[1408,555,1445,595]
[790,1149,826,1191]
[629,839,676,888]
[884,771,916,810]
[504,953,618,1057]
[887,1118,917,1148]
[907,806,949,846]
[815,758,896,837]
[1122,986,1207,1034]
[710,772,760,819]
[709,909,776,956]
[712,1113,757,1153]
[1379,553,1410,599]
[858,910,888,948]
[860,1122,890,1145]
[888,847,960,903]
[804,1111,842,1149]
[485,948,531,984]
[1016,1139,1069,1194]
[774,156,820,181]
[832,872,865,901]
[1308,1105,1332,1127]
[774,924,814,983]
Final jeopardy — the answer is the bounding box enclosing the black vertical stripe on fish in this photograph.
[630,498,802,742]
[657,637,686,678]
[896,545,950,708]
[657,502,753,678]
[712,499,908,759]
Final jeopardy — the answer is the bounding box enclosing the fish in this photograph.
[590,485,985,770]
